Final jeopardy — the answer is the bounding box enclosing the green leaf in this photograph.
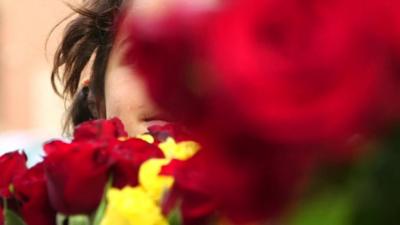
[289,127,400,225]
[286,158,361,225]
[168,207,182,225]
[56,214,92,225]
[289,190,353,225]
[3,197,27,225]
[350,128,400,225]
[92,176,113,225]
[92,199,107,225]
[68,215,91,225]
[4,209,27,225]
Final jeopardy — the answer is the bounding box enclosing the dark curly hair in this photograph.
[51,0,125,134]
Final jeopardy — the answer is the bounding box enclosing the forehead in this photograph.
[114,0,220,48]
[123,0,220,19]
[123,0,169,18]
[114,0,166,40]
[114,0,173,46]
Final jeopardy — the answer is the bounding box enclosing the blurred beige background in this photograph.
[0,0,73,135]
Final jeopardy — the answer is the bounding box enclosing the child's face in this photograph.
[104,0,168,136]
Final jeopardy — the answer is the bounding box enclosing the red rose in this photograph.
[208,0,399,139]
[122,3,317,222]
[111,138,164,188]
[0,151,27,198]
[162,135,315,224]
[362,0,400,51]
[13,163,56,225]
[43,140,113,215]
[73,118,128,142]
[217,135,315,223]
[124,0,400,160]
[199,0,400,163]
[122,0,400,222]
[43,117,167,214]
[161,155,218,225]
[121,7,213,126]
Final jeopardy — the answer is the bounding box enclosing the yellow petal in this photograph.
[139,158,174,203]
[136,134,155,144]
[101,187,168,225]
[158,138,200,160]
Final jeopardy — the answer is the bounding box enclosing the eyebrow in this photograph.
[113,34,134,64]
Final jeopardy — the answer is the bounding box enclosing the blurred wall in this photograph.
[0,0,73,135]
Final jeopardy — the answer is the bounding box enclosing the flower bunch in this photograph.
[0,118,200,225]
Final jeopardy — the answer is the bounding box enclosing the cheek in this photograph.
[104,65,154,136]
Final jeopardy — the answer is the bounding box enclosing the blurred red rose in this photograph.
[205,0,400,150]
[0,151,27,198]
[121,6,213,126]
[43,140,113,215]
[123,0,400,161]
[13,163,56,225]
[121,0,400,222]
[217,136,314,223]
[111,138,164,188]
[121,1,321,222]
[162,135,315,224]
[73,118,128,142]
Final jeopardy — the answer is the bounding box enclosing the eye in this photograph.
[144,120,169,128]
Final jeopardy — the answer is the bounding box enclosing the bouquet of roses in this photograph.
[0,118,203,225]
[2,119,400,225]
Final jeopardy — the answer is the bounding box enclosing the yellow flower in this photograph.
[101,187,168,225]
[136,134,155,144]
[158,137,200,160]
[139,158,174,203]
